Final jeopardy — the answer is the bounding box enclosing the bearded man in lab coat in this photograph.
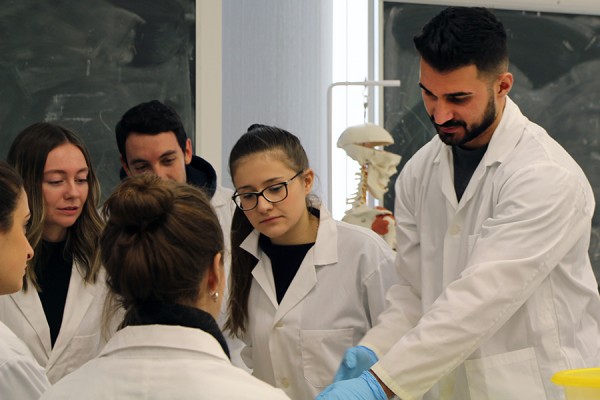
[318,6,600,400]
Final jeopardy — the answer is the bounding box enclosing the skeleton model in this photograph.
[337,123,401,249]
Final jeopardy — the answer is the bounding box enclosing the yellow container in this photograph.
[552,368,600,400]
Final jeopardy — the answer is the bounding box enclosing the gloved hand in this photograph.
[333,345,378,382]
[316,371,387,400]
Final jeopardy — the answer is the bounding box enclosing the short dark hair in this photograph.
[413,7,508,75]
[115,100,188,164]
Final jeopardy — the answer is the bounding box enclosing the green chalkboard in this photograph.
[0,0,195,201]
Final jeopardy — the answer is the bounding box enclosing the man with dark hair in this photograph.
[114,100,248,370]
[116,100,212,186]
[318,7,600,400]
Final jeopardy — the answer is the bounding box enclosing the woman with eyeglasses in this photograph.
[226,124,398,400]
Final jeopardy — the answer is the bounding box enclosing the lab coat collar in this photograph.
[129,302,229,358]
[9,284,51,357]
[481,97,526,167]
[211,185,233,209]
[274,251,318,322]
[50,264,99,364]
[311,206,339,267]
[432,96,523,164]
[98,324,230,362]
[434,96,527,209]
[241,231,278,308]
[240,206,338,263]
[9,262,100,361]
[458,97,526,209]
[240,205,339,316]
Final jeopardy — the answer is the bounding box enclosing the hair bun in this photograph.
[246,123,267,132]
[106,174,174,233]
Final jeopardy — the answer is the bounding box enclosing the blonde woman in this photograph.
[0,123,109,383]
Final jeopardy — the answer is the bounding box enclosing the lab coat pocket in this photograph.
[465,347,547,400]
[300,328,354,388]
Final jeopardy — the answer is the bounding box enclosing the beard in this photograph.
[432,95,497,147]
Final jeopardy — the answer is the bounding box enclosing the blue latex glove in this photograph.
[316,371,387,400]
[334,345,378,382]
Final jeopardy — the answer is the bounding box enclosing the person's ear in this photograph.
[120,155,132,177]
[184,138,193,165]
[496,72,513,97]
[197,252,224,320]
[207,252,224,294]
[302,169,315,195]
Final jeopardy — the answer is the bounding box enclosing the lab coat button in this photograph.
[281,377,290,388]
[449,224,460,235]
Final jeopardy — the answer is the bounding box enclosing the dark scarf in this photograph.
[129,302,230,359]
[185,155,217,198]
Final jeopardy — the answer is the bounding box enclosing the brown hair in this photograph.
[100,174,223,328]
[0,161,25,233]
[7,122,103,290]
[226,124,311,337]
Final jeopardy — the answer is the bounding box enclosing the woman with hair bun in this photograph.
[41,174,290,399]
[0,161,49,398]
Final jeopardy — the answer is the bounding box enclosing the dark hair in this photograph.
[0,161,24,233]
[413,7,508,75]
[115,100,188,164]
[101,174,223,328]
[7,122,103,290]
[226,124,310,337]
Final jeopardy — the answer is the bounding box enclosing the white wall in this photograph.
[196,1,223,180]
[221,0,333,200]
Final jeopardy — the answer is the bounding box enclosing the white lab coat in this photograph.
[211,184,249,371]
[241,206,398,400]
[211,185,235,253]
[39,324,290,399]
[0,263,110,384]
[0,321,49,399]
[363,97,600,400]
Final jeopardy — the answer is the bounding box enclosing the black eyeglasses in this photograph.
[232,170,304,211]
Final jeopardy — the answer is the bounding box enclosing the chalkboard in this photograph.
[0,0,195,201]
[382,3,600,279]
